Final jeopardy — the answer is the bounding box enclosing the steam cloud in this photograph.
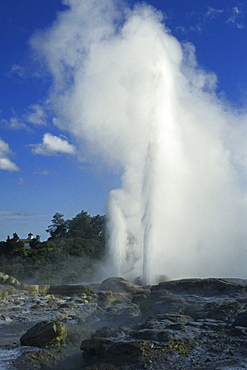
[32,0,247,284]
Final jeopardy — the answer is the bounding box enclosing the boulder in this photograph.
[20,320,67,348]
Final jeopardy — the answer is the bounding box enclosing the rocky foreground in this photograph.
[1,273,247,369]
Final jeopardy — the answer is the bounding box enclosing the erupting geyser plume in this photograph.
[32,0,247,284]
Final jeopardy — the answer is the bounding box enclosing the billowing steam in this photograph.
[31,0,247,284]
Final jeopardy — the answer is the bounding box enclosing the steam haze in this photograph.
[31,0,247,284]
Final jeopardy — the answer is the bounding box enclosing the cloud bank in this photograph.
[0,138,20,171]
[30,0,247,283]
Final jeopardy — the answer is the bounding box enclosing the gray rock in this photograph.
[139,289,185,315]
[151,278,247,296]
[205,301,242,322]
[233,311,247,327]
[99,277,150,295]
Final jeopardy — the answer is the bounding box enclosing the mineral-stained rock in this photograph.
[20,284,50,294]
[0,272,10,284]
[47,284,93,296]
[20,320,67,348]
[97,290,129,307]
[0,285,17,299]
[5,276,21,288]
[0,272,50,295]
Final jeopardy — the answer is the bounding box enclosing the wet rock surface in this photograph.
[1,274,247,368]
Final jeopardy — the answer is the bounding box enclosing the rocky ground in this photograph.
[1,272,247,369]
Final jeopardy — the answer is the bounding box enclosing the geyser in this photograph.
[32,0,247,284]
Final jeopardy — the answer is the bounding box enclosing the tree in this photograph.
[91,215,106,241]
[12,233,19,241]
[67,210,93,239]
[46,213,68,239]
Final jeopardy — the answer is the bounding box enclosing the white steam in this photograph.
[31,0,247,284]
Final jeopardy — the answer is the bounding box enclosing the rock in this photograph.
[99,277,149,295]
[97,291,129,308]
[81,337,151,368]
[229,326,247,336]
[80,337,113,359]
[206,301,242,322]
[92,326,126,339]
[0,285,17,299]
[0,272,10,284]
[5,276,21,288]
[105,302,140,321]
[47,284,93,297]
[0,272,50,297]
[20,320,67,348]
[58,302,77,310]
[0,314,12,323]
[20,284,50,294]
[151,278,247,296]
[3,276,247,369]
[233,311,247,327]
[105,340,151,364]
[132,293,147,305]
[139,289,184,315]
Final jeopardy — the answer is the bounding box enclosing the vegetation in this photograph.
[0,211,106,284]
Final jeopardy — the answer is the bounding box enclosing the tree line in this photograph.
[0,210,106,284]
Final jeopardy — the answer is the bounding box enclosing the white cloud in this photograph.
[25,104,47,125]
[1,117,28,130]
[1,104,47,131]
[0,138,20,171]
[0,210,48,220]
[9,63,25,78]
[34,169,51,175]
[18,177,26,186]
[31,133,76,156]
[205,7,224,21]
[179,4,245,34]
[226,6,244,28]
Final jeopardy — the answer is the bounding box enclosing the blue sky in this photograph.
[0,0,246,242]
